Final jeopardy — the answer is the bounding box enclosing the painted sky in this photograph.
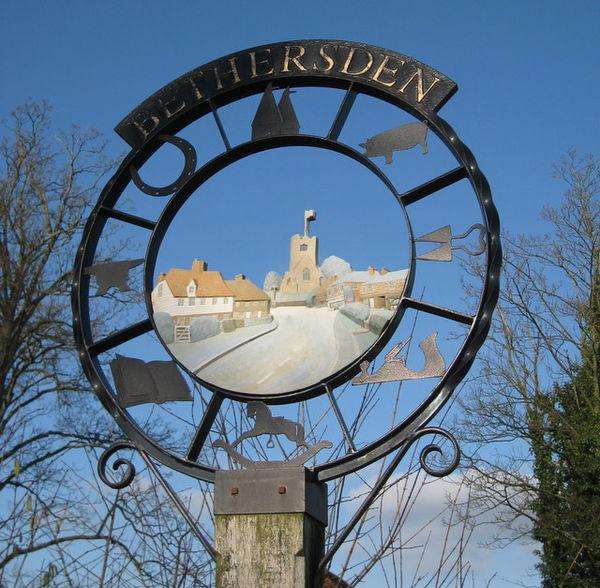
[2,1,599,585]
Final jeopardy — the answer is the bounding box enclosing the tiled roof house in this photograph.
[151,260,270,327]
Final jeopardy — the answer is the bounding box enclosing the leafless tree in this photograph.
[0,100,117,582]
[2,445,214,587]
[454,151,599,565]
[0,102,196,586]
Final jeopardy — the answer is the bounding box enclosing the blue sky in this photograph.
[2,1,599,585]
[2,0,599,235]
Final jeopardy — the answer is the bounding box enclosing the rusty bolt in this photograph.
[277,485,287,494]
[230,487,239,496]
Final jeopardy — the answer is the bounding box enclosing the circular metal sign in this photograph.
[72,40,500,482]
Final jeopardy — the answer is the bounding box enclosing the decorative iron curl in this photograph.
[96,440,218,558]
[318,425,461,574]
[411,427,461,477]
[98,441,138,489]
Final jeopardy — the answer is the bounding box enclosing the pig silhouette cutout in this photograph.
[360,122,428,165]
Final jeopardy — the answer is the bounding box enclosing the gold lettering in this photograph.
[158,95,186,118]
[214,58,241,90]
[313,44,335,71]
[341,47,373,76]
[249,49,274,78]
[398,67,440,102]
[132,111,160,139]
[186,73,204,100]
[371,54,403,87]
[282,45,307,72]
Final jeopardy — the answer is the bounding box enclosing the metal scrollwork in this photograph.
[129,135,197,196]
[97,441,137,489]
[318,425,461,573]
[73,40,501,484]
[413,427,461,477]
[96,440,218,557]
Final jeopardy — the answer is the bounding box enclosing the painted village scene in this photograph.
[151,210,408,395]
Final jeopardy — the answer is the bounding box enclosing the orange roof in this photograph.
[225,276,270,302]
[158,261,233,297]
[157,261,269,301]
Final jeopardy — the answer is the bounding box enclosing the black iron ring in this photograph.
[143,134,415,404]
[129,135,197,196]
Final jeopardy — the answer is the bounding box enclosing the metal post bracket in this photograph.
[214,467,328,526]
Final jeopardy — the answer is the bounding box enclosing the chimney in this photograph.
[192,259,207,273]
[235,273,246,280]
[368,266,377,275]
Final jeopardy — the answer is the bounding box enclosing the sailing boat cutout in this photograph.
[251,84,300,139]
[352,332,445,385]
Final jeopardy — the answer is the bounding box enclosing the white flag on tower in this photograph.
[304,209,316,236]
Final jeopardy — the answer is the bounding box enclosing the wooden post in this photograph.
[214,468,327,588]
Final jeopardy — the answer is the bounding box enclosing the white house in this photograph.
[152,259,271,342]
[152,259,235,324]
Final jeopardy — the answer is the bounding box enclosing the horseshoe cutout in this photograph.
[129,135,197,196]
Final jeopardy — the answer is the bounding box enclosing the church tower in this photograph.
[281,210,322,294]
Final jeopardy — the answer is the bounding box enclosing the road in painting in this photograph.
[197,306,376,395]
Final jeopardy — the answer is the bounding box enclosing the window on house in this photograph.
[212,297,218,304]
[222,297,228,304]
[300,243,308,251]
[157,283,163,296]
[189,297,195,305]
[303,269,310,281]
[177,299,184,306]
